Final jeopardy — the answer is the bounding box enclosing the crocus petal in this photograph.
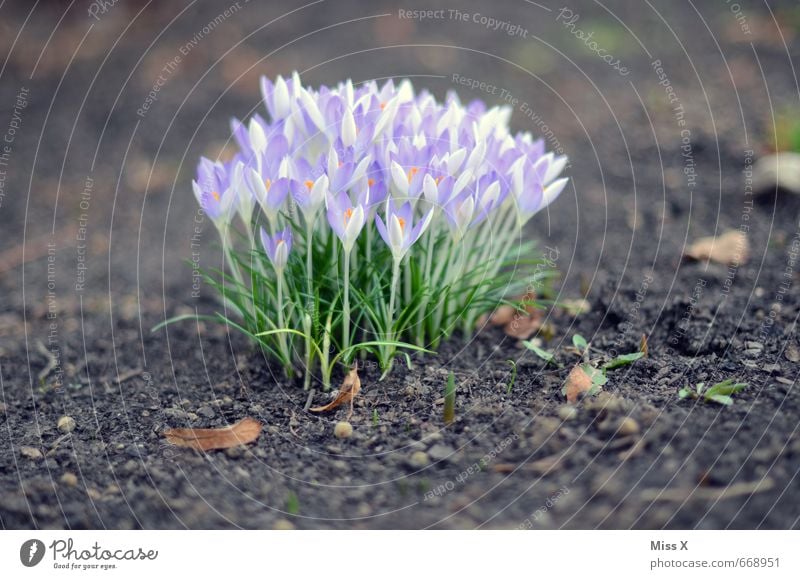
[341,107,356,147]
[388,213,404,251]
[374,213,389,247]
[249,119,267,153]
[390,161,409,196]
[541,177,569,209]
[423,173,438,205]
[273,75,291,119]
[544,155,568,184]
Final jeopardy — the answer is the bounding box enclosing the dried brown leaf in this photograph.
[503,309,543,340]
[163,417,262,451]
[684,230,749,265]
[565,365,593,403]
[488,304,517,326]
[640,333,649,356]
[310,365,361,415]
[489,290,538,328]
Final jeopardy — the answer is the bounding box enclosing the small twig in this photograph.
[640,478,774,502]
[45,433,72,457]
[115,368,143,384]
[288,411,301,438]
[303,389,315,412]
[36,341,58,383]
[493,449,568,476]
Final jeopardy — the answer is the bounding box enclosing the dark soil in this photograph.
[1,0,799,529]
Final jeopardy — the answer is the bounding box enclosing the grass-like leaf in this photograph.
[603,351,645,370]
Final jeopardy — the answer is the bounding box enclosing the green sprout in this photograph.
[506,360,518,394]
[582,363,607,395]
[523,341,561,367]
[285,492,300,516]
[603,351,645,371]
[443,371,457,425]
[572,334,588,354]
[678,379,748,406]
[372,408,379,427]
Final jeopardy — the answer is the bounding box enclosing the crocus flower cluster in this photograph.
[191,73,568,389]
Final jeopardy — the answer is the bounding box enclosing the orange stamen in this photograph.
[367,178,375,187]
[344,207,353,225]
[397,217,406,230]
[380,102,386,110]
[304,180,314,190]
[265,178,272,191]
[407,167,419,182]
[211,191,220,202]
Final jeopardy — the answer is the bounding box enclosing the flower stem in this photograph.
[276,270,289,372]
[416,219,438,344]
[381,258,401,377]
[221,227,250,316]
[343,248,351,356]
[305,220,314,296]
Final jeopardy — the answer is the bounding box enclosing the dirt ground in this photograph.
[1,0,799,529]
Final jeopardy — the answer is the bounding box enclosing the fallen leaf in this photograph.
[310,365,361,417]
[684,230,749,265]
[488,291,542,339]
[503,309,543,339]
[488,304,517,326]
[163,417,262,451]
[564,365,592,403]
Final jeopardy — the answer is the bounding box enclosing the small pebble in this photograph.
[617,417,641,436]
[226,446,245,459]
[408,450,430,468]
[196,406,215,419]
[20,446,43,460]
[427,444,453,461]
[57,415,76,433]
[333,421,353,439]
[60,472,78,487]
[557,406,578,421]
[599,416,640,437]
[273,519,295,530]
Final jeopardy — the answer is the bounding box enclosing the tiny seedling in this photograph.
[372,408,379,427]
[286,492,300,515]
[603,351,645,371]
[444,371,457,425]
[679,378,748,406]
[506,360,518,394]
[572,334,588,354]
[582,363,607,395]
[523,341,561,367]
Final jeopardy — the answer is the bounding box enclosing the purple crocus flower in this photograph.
[260,227,293,272]
[326,192,367,252]
[375,201,433,262]
[193,157,236,228]
[510,152,569,224]
[443,189,476,241]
